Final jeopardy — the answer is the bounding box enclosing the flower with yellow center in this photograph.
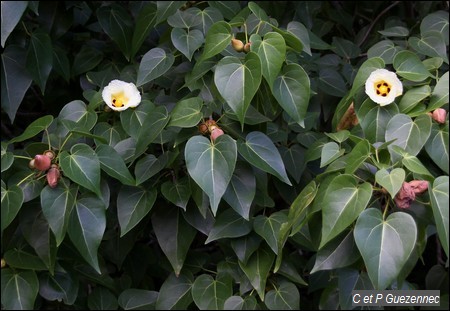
[102,80,141,111]
[365,69,403,106]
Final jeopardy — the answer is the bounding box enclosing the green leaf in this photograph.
[378,26,409,37]
[52,46,70,82]
[265,281,300,310]
[59,143,101,197]
[199,20,232,62]
[152,205,196,276]
[429,176,449,258]
[239,245,275,301]
[167,8,203,28]
[398,85,431,114]
[350,57,385,97]
[354,208,417,290]
[344,139,371,174]
[88,287,118,310]
[320,142,344,168]
[273,63,310,127]
[238,131,291,185]
[185,135,237,216]
[287,21,311,55]
[205,208,252,243]
[156,272,194,310]
[39,268,78,305]
[171,28,204,61]
[120,100,156,139]
[194,7,223,35]
[393,50,433,82]
[1,1,28,47]
[135,105,170,156]
[1,184,23,232]
[161,178,191,211]
[97,5,133,61]
[68,196,106,274]
[250,32,286,89]
[136,48,175,86]
[168,97,203,128]
[4,249,47,271]
[425,123,449,174]
[367,40,403,65]
[26,30,53,93]
[320,174,372,248]
[331,36,361,59]
[271,25,303,53]
[118,289,158,310]
[192,274,232,310]
[409,31,449,64]
[1,144,13,172]
[254,211,288,254]
[131,3,157,59]
[280,144,306,183]
[230,233,262,265]
[155,1,185,25]
[375,168,405,198]
[96,144,135,186]
[248,1,269,21]
[318,68,347,97]
[40,184,78,246]
[72,46,103,76]
[428,71,449,111]
[58,100,97,134]
[421,10,449,45]
[1,269,39,310]
[1,45,33,123]
[214,52,262,127]
[134,153,168,185]
[223,162,256,220]
[385,113,432,157]
[117,186,157,237]
[208,1,240,20]
[224,296,258,310]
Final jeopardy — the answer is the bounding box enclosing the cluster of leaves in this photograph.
[1,1,449,310]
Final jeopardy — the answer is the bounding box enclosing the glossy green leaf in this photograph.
[1,45,33,123]
[409,31,448,63]
[205,208,252,243]
[167,7,202,28]
[320,142,344,168]
[97,5,133,61]
[4,249,47,271]
[185,135,237,216]
[223,162,256,220]
[59,100,97,134]
[393,50,433,82]
[429,176,449,257]
[425,123,449,174]
[96,144,135,186]
[350,57,385,97]
[118,186,157,237]
[398,85,431,113]
[354,208,417,289]
[1,144,13,172]
[254,211,288,254]
[390,146,433,177]
[192,274,232,310]
[194,7,223,35]
[385,113,432,156]
[421,10,449,45]
[168,97,203,128]
[155,1,185,25]
[344,139,371,174]
[238,131,291,185]
[1,269,39,310]
[250,32,286,89]
[230,233,262,265]
[1,184,23,232]
[214,52,262,127]
[134,153,168,185]
[118,289,158,310]
[135,105,170,156]
[171,28,204,61]
[428,71,449,110]
[271,25,303,53]
[320,174,372,248]
[199,21,232,62]
[93,122,126,147]
[280,144,306,183]
[208,1,240,20]
[59,143,101,196]
[88,287,118,310]
[239,245,275,301]
[1,1,27,47]
[367,40,403,65]
[156,272,194,310]
[287,21,311,55]
[26,30,52,93]
[131,3,157,59]
[152,205,196,276]
[68,196,106,274]
[161,178,191,211]
[265,281,300,310]
[273,63,310,127]
[378,26,409,37]
[225,296,258,310]
[375,168,405,198]
[136,48,174,87]
[72,46,103,76]
[52,46,70,82]
[332,36,361,59]
[38,266,79,305]
[120,100,156,139]
[318,68,347,97]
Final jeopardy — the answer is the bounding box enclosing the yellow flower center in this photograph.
[111,92,128,107]
[374,80,391,97]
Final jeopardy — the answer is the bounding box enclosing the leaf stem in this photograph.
[17,172,36,186]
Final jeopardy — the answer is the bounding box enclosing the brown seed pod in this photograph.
[199,123,209,135]
[243,42,251,53]
[29,159,36,169]
[47,164,61,188]
[34,154,52,171]
[231,38,244,52]
[43,150,55,160]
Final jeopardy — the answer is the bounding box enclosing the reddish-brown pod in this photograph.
[47,164,61,188]
[210,128,224,142]
[34,154,52,171]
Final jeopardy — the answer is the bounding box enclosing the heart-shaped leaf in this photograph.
[161,178,191,211]
[193,7,223,36]
[168,97,203,128]
[398,85,432,113]
[230,233,262,266]
[354,208,417,289]
[120,100,156,140]
[171,28,204,61]
[192,274,232,310]
[156,272,194,310]
[199,21,232,62]
[320,174,372,248]
[118,289,158,310]
[96,144,135,186]
[131,3,157,59]
[185,135,237,216]
[214,52,262,127]
[8,115,53,144]
[375,168,405,198]
[254,211,288,254]
[367,41,403,64]
[135,105,170,157]
[205,209,252,244]
[409,31,448,63]
[393,50,433,82]
[88,287,118,310]
[134,153,169,185]
[1,269,39,310]
[320,142,344,168]
[59,100,97,134]
[26,30,52,93]
[237,131,291,185]
[429,176,449,258]
[1,1,28,47]
[265,281,300,310]
[425,123,449,174]
[59,143,101,197]
[428,71,449,110]
[1,184,23,232]
[344,139,371,174]
[136,48,174,87]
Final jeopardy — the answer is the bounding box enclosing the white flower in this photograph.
[102,80,141,111]
[365,69,403,106]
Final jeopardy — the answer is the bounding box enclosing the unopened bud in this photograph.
[47,164,60,188]
[243,42,251,53]
[210,128,224,142]
[34,154,51,171]
[231,39,244,52]
[29,159,36,169]
[432,108,447,124]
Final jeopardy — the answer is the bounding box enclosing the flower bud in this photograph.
[243,42,251,53]
[210,128,224,142]
[29,159,36,169]
[47,164,60,188]
[394,182,415,209]
[432,108,447,124]
[231,39,244,52]
[34,154,51,171]
[409,180,428,195]
[199,123,208,135]
[1,258,5,268]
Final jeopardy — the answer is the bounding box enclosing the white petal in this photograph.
[101,80,141,111]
